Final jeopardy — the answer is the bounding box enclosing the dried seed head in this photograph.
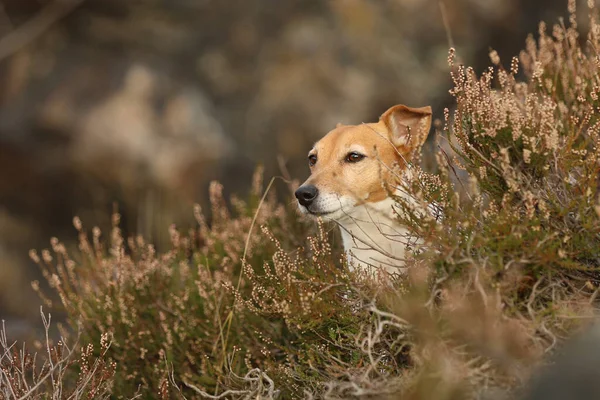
[73,216,82,231]
[510,56,519,75]
[448,47,456,67]
[489,49,500,66]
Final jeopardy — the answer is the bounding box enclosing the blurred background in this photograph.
[0,0,574,327]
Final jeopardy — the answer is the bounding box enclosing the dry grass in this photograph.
[0,308,115,400]
[10,1,600,398]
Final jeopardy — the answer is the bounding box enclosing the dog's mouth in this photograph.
[300,204,344,218]
[306,208,335,217]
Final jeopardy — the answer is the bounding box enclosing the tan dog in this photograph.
[295,104,432,274]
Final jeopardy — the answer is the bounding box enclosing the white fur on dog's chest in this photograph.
[334,196,412,274]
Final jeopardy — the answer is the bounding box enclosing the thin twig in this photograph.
[439,2,455,50]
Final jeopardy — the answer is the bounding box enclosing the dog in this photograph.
[295,104,432,274]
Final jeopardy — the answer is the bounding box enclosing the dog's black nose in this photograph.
[295,185,318,207]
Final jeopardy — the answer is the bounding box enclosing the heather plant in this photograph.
[389,0,600,393]
[424,0,600,307]
[27,1,600,399]
[0,309,115,399]
[30,169,406,398]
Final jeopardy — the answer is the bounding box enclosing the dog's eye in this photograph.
[308,154,317,167]
[345,152,365,163]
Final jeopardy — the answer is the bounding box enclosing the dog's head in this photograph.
[295,104,432,221]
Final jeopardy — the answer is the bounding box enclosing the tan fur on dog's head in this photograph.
[295,104,432,221]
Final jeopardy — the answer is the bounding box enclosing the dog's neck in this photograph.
[334,191,416,275]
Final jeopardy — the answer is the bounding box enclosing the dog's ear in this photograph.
[380,104,432,151]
